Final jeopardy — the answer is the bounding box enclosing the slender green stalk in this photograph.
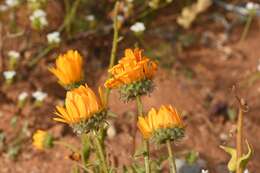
[240,12,254,42]
[59,0,81,33]
[136,95,150,173]
[104,1,120,105]
[166,140,177,173]
[93,131,109,173]
[28,45,54,67]
[236,106,243,173]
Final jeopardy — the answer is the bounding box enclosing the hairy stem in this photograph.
[136,95,150,173]
[93,131,109,173]
[104,1,120,105]
[166,140,177,173]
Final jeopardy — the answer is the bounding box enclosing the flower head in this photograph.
[54,84,106,134]
[32,130,53,150]
[130,22,146,33]
[8,50,20,60]
[47,31,61,45]
[29,9,48,30]
[32,90,47,101]
[137,105,184,143]
[49,50,84,89]
[18,91,28,101]
[3,70,16,80]
[105,48,157,89]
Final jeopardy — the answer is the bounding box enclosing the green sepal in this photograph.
[119,79,154,102]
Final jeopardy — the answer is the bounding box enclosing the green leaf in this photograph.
[220,145,237,171]
[237,140,253,170]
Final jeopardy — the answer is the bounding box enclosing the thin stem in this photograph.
[28,45,54,67]
[236,106,243,173]
[240,13,254,42]
[93,131,109,173]
[54,141,79,153]
[104,1,119,106]
[136,95,150,173]
[166,140,177,173]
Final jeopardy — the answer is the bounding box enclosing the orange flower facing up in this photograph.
[105,48,157,89]
[32,130,53,150]
[49,50,83,89]
[137,105,184,143]
[54,84,106,134]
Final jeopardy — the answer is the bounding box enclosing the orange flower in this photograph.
[105,48,157,89]
[137,105,184,139]
[49,50,83,88]
[32,130,53,150]
[53,84,102,125]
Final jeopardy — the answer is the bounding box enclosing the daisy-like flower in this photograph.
[130,22,146,34]
[246,2,260,11]
[49,50,84,90]
[53,84,107,134]
[137,105,185,143]
[47,31,61,45]
[105,48,157,101]
[32,130,53,150]
[29,9,48,30]
[201,169,209,173]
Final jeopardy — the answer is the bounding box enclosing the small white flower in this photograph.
[8,50,20,60]
[32,91,47,101]
[3,70,16,80]
[85,14,95,21]
[244,169,250,173]
[47,31,61,45]
[246,2,260,11]
[130,22,146,33]
[18,92,28,101]
[5,0,20,8]
[29,9,48,29]
[117,15,124,22]
[201,169,209,173]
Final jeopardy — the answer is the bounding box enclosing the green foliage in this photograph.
[185,150,199,165]
[220,140,253,172]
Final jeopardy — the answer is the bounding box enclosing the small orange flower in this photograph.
[49,50,83,88]
[32,130,53,150]
[54,84,102,125]
[137,105,184,139]
[104,48,157,89]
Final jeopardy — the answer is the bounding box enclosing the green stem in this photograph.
[28,45,54,67]
[59,0,81,34]
[93,131,109,173]
[236,106,243,173]
[166,140,177,173]
[104,1,120,106]
[136,95,150,173]
[240,12,254,42]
